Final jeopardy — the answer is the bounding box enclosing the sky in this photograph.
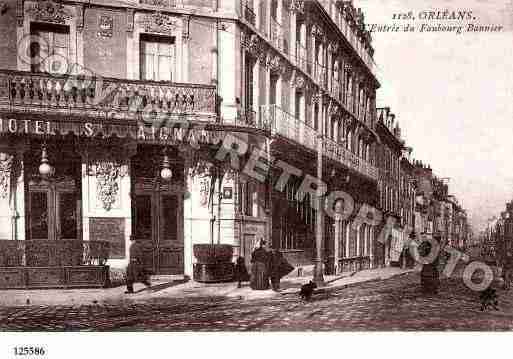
[356,0,513,234]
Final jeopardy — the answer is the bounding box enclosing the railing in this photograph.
[324,137,378,179]
[233,108,261,129]
[0,69,217,120]
[295,43,308,74]
[270,17,284,52]
[261,104,378,180]
[0,239,110,267]
[263,104,318,151]
[139,0,176,6]
[242,2,256,26]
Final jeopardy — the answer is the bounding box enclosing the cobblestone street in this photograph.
[1,272,512,331]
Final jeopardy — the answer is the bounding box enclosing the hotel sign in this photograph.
[0,118,227,145]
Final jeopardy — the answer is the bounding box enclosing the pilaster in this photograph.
[79,141,136,269]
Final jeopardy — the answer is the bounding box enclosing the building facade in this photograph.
[0,0,387,288]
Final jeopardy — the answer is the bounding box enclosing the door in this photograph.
[26,181,81,266]
[133,191,183,275]
[27,184,80,242]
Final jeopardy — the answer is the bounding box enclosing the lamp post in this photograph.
[313,98,325,286]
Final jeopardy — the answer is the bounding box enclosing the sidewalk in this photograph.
[0,266,418,307]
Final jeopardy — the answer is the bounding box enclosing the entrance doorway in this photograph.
[25,146,81,242]
[24,144,82,267]
[131,148,184,275]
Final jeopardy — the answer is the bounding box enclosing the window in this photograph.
[30,23,69,73]
[245,56,254,111]
[295,91,303,122]
[270,74,278,106]
[140,34,175,81]
[313,103,319,130]
[244,182,253,217]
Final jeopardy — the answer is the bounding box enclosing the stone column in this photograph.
[289,72,297,128]
[181,15,191,83]
[290,6,297,66]
[334,200,344,275]
[265,53,271,120]
[327,44,333,93]
[218,21,237,124]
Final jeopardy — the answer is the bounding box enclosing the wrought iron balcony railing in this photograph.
[261,104,378,181]
[0,239,110,267]
[139,0,176,6]
[0,70,217,120]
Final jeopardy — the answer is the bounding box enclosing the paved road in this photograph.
[1,270,512,331]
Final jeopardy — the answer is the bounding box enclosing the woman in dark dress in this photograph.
[250,239,270,290]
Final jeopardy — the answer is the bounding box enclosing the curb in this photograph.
[280,270,416,297]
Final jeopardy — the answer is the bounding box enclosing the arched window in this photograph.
[346,129,352,151]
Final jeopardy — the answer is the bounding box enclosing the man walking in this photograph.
[269,248,294,291]
[125,237,151,294]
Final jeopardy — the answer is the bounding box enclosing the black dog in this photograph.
[479,287,499,311]
[299,280,317,301]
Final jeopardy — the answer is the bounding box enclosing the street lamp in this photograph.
[39,144,54,178]
[160,151,173,181]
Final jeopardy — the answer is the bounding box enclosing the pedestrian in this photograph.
[419,239,440,294]
[250,239,270,290]
[269,248,294,291]
[234,256,250,288]
[125,236,151,294]
[502,251,513,290]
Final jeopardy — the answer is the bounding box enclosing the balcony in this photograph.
[233,108,271,130]
[0,69,217,122]
[139,0,176,6]
[261,104,378,181]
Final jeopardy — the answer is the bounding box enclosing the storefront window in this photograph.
[59,192,77,239]
[29,192,48,240]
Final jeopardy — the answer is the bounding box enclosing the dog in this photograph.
[479,287,499,311]
[299,280,317,301]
